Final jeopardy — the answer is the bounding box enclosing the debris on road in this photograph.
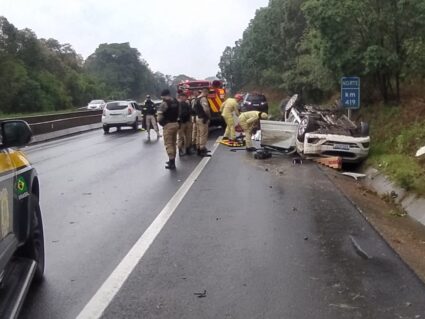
[292,157,303,165]
[341,172,366,180]
[350,235,371,260]
[194,290,207,298]
[312,156,342,170]
[329,303,359,310]
[254,149,272,159]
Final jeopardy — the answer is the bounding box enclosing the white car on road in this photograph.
[87,99,105,110]
[102,100,142,133]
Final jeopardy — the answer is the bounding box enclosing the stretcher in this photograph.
[219,137,245,147]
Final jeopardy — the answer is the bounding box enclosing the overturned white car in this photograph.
[282,95,370,163]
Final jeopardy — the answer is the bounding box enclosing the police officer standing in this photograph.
[157,89,180,169]
[177,92,193,156]
[189,90,199,152]
[194,88,211,156]
[144,95,161,139]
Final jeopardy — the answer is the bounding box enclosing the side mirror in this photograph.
[1,120,33,148]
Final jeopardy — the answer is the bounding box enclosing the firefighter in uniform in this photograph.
[177,92,193,156]
[144,95,161,139]
[221,94,242,143]
[194,88,211,156]
[238,110,268,152]
[157,89,180,169]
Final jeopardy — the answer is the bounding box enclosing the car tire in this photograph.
[16,194,45,282]
[133,119,138,131]
[297,116,317,142]
[103,125,109,134]
[360,122,369,137]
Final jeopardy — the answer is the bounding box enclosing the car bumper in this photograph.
[102,115,137,126]
[297,133,370,163]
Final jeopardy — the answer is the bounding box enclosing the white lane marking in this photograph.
[76,137,221,319]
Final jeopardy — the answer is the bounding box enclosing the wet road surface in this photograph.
[20,128,425,318]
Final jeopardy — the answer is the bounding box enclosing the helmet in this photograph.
[259,112,268,120]
[234,93,243,101]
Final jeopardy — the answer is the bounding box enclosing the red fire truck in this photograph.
[176,80,226,125]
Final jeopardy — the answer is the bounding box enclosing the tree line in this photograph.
[0,16,173,115]
[218,0,425,103]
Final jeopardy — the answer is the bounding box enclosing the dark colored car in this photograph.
[0,120,45,318]
[241,93,269,113]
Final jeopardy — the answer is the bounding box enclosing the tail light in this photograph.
[128,107,133,115]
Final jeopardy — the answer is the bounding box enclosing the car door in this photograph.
[0,148,17,273]
[133,103,142,122]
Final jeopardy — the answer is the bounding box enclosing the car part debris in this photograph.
[292,158,303,165]
[254,149,272,159]
[341,172,366,180]
[416,146,425,157]
[260,120,298,153]
[350,235,371,259]
[194,290,207,298]
[312,156,342,170]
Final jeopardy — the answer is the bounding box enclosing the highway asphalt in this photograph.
[19,127,425,319]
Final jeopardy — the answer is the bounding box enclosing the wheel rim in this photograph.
[298,118,308,136]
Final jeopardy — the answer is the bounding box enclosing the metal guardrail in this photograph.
[2,110,102,135]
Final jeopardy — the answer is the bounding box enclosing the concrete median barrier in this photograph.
[1,110,103,143]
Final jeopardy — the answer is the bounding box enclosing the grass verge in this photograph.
[359,102,425,195]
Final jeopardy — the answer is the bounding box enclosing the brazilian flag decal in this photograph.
[16,176,28,195]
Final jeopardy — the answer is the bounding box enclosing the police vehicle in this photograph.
[0,120,45,318]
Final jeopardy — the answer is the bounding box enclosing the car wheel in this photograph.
[360,122,369,137]
[17,194,45,282]
[103,125,109,134]
[133,119,138,131]
[297,116,316,142]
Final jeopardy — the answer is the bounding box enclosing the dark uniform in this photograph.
[178,95,193,156]
[144,97,160,138]
[157,89,180,169]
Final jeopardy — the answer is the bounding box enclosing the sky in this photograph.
[0,0,269,79]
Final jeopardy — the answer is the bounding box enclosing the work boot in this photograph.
[246,147,256,152]
[165,159,176,169]
[198,148,211,157]
[179,148,186,157]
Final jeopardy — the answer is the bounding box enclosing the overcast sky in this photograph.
[1,0,269,79]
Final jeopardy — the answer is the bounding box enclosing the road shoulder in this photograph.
[321,165,425,283]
